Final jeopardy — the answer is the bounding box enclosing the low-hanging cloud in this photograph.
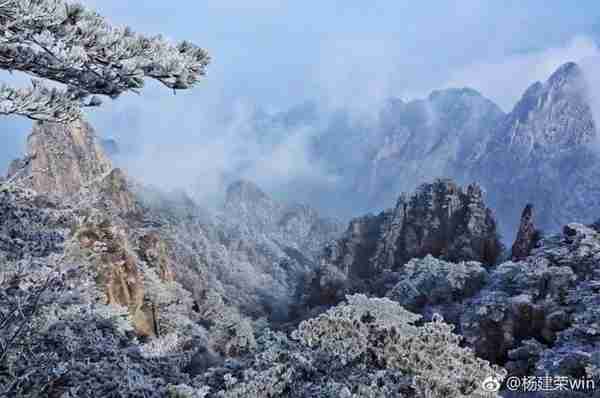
[87,82,339,208]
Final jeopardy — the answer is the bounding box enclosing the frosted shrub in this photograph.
[140,332,183,359]
[197,290,256,357]
[212,295,506,398]
[385,314,506,398]
[293,294,421,366]
[386,255,488,310]
[167,384,211,398]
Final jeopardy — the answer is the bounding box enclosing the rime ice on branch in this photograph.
[0,0,210,122]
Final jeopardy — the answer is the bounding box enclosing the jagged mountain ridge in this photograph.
[361,62,600,238]
[2,98,600,397]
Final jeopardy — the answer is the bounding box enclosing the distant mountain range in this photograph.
[238,61,600,241]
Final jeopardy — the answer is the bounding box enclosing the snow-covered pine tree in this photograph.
[0,0,210,122]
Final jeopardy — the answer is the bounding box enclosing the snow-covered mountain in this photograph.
[278,62,600,240]
[475,62,600,237]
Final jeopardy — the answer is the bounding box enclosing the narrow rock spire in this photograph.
[511,203,537,260]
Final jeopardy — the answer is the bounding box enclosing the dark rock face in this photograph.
[511,204,538,260]
[323,179,501,282]
[375,180,501,267]
[321,213,387,279]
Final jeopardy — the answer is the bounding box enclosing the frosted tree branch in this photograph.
[0,80,90,121]
[0,0,210,122]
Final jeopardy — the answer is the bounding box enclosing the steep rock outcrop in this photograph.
[511,204,538,260]
[75,219,154,336]
[97,167,141,216]
[137,231,175,282]
[7,120,112,198]
[299,180,502,315]
[2,119,179,336]
[321,213,386,279]
[322,179,501,283]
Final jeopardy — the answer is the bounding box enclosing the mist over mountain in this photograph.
[111,60,598,243]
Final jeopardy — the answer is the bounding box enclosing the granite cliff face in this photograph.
[7,120,112,198]
[3,121,178,336]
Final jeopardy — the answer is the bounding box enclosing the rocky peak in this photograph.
[498,62,594,160]
[474,61,600,235]
[377,179,501,267]
[427,87,487,103]
[547,62,582,89]
[7,120,112,198]
[225,179,271,204]
[322,179,502,283]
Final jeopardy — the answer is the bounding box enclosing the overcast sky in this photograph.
[3,1,600,198]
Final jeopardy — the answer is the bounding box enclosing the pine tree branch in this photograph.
[0,80,83,122]
[0,0,210,122]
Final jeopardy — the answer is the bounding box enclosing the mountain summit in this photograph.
[475,61,599,235]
